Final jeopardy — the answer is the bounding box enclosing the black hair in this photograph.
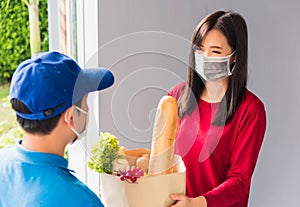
[10,99,62,135]
[178,10,248,125]
[10,95,86,135]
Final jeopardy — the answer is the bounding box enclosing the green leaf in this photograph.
[0,0,48,84]
[87,132,122,174]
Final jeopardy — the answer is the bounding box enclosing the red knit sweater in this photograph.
[168,83,266,207]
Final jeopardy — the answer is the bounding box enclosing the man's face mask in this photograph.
[194,51,235,81]
[65,106,89,142]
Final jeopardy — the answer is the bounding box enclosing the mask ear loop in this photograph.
[64,111,80,136]
[65,106,88,140]
[229,51,236,75]
[73,106,89,141]
[75,106,88,115]
[229,64,236,75]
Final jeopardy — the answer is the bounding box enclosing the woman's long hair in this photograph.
[178,10,248,125]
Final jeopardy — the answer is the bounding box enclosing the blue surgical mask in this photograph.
[194,52,235,81]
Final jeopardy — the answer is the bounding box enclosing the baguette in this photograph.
[148,96,178,175]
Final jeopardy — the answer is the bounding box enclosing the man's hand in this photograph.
[170,194,207,207]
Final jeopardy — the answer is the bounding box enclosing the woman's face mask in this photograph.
[194,51,235,81]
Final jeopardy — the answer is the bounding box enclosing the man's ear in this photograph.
[63,106,75,127]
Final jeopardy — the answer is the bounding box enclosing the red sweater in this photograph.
[168,83,266,207]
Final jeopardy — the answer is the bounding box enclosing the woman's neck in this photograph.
[201,79,228,103]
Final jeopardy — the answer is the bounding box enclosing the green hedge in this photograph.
[0,0,48,84]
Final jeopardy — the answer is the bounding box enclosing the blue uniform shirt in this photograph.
[0,140,104,207]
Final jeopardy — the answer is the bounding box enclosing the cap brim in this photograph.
[73,68,114,104]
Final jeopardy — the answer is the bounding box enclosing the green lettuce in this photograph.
[87,132,122,174]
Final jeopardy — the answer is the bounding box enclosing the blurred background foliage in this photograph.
[0,0,48,84]
[0,0,48,148]
[0,85,21,149]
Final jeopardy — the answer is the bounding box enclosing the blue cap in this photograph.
[9,51,114,120]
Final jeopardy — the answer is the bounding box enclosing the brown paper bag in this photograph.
[99,155,186,207]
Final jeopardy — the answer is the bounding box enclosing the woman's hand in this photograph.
[170,194,207,207]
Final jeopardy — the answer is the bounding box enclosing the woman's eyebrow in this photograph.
[210,45,223,49]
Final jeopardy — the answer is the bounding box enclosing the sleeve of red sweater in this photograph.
[203,99,267,207]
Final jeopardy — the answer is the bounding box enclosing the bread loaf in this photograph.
[148,96,178,175]
[136,154,150,173]
[125,148,151,167]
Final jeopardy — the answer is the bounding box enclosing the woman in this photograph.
[169,10,266,207]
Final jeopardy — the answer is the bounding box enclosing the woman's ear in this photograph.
[63,106,75,127]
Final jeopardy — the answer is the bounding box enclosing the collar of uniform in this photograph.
[15,140,74,172]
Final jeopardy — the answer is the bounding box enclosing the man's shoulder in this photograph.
[64,183,103,206]
[0,145,15,153]
[56,172,103,206]
[0,146,16,162]
[0,146,103,207]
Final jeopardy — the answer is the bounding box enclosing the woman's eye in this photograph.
[212,51,221,54]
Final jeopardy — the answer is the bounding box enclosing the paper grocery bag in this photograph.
[99,155,186,207]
